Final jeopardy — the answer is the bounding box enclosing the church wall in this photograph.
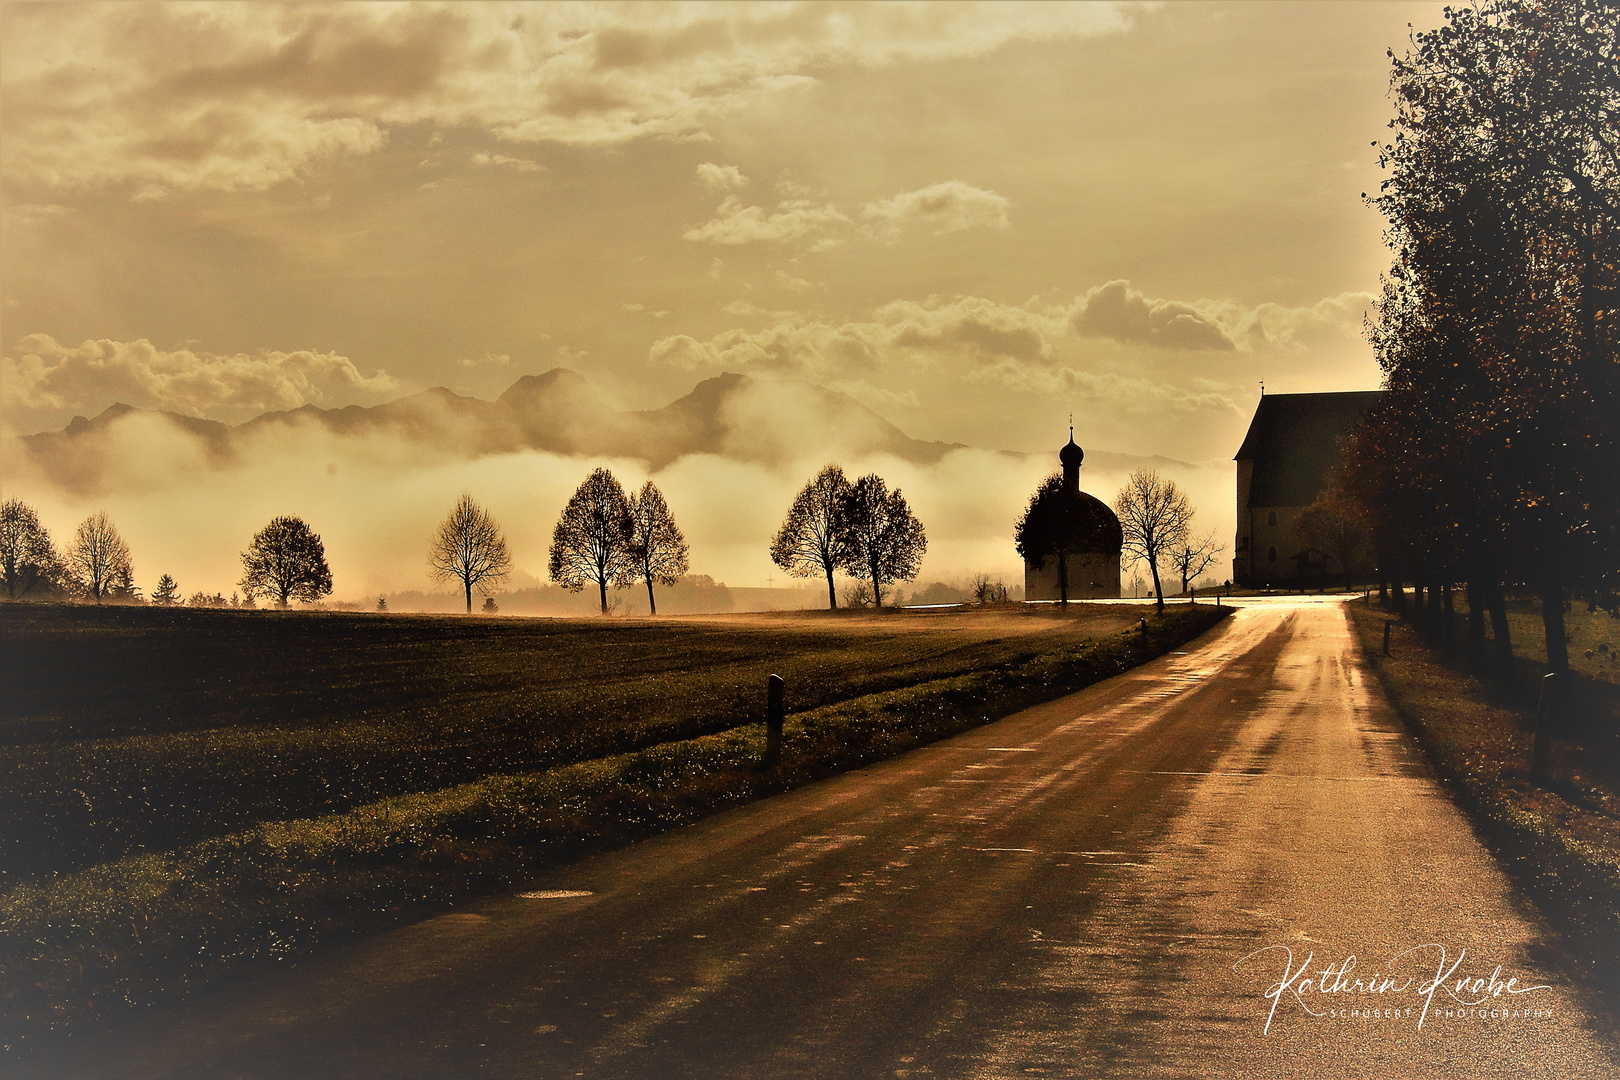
[1025,552,1121,600]
[1233,503,1310,587]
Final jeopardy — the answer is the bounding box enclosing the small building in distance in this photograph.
[1232,390,1381,588]
[1023,431,1123,601]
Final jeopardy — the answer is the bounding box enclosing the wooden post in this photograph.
[764,674,784,768]
[1383,620,1391,657]
[1530,672,1557,782]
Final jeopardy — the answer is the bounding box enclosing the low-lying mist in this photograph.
[3,409,1237,604]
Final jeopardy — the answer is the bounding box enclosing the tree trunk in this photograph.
[1390,555,1406,616]
[1147,549,1166,612]
[825,567,837,610]
[1465,575,1486,662]
[1487,579,1513,673]
[646,576,657,616]
[870,555,883,609]
[1057,545,1069,608]
[464,578,473,615]
[598,578,608,615]
[1540,570,1569,676]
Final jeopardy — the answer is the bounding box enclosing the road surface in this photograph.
[30,600,1620,1078]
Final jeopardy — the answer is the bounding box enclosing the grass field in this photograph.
[0,600,1229,1052]
[0,604,1139,886]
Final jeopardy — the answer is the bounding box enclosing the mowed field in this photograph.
[0,603,1139,888]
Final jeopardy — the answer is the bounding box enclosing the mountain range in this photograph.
[17,369,1195,495]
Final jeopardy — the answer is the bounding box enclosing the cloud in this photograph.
[470,152,543,172]
[861,181,1010,238]
[3,3,1136,194]
[650,295,1062,382]
[980,364,1241,415]
[457,352,513,370]
[696,162,747,192]
[2,335,400,425]
[681,195,851,246]
[1070,280,1236,351]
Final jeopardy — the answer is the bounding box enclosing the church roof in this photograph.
[1234,390,1382,507]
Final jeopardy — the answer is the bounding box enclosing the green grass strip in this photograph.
[1,604,1228,1054]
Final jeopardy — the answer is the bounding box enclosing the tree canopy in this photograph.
[1114,469,1191,611]
[627,480,688,616]
[429,492,512,614]
[770,464,853,610]
[1348,0,1619,671]
[67,512,133,603]
[835,473,926,609]
[0,499,61,601]
[239,516,333,608]
[549,467,635,615]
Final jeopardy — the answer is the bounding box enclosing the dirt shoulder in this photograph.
[1346,602,1620,1016]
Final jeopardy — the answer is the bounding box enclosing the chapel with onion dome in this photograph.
[1020,429,1123,601]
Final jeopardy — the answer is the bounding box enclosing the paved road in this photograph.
[33,601,1620,1078]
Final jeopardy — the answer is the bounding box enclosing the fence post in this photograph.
[1383,620,1391,657]
[1530,672,1558,782]
[764,674,784,768]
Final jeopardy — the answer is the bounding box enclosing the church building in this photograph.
[1232,390,1381,587]
[1022,431,1123,601]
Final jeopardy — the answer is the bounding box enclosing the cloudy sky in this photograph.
[1,1,1449,598]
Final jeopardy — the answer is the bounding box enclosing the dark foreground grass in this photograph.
[0,604,1137,885]
[1347,603,1620,1012]
[0,604,1229,1054]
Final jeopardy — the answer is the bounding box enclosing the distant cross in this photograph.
[767,573,774,590]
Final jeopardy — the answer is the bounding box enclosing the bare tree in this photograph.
[627,481,689,616]
[836,474,927,609]
[429,492,512,614]
[67,512,133,602]
[549,467,634,615]
[0,499,61,601]
[240,515,333,607]
[1169,530,1225,598]
[771,464,853,609]
[1114,469,1191,611]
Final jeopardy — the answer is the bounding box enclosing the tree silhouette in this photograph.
[835,473,926,609]
[627,480,688,616]
[67,512,133,603]
[152,574,181,606]
[429,492,512,614]
[0,499,60,601]
[1014,474,1077,607]
[771,464,853,609]
[1114,469,1191,611]
[1168,530,1225,597]
[240,516,333,608]
[1294,487,1368,586]
[549,467,634,615]
[1361,0,1620,673]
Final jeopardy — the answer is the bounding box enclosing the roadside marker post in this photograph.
[1530,671,1558,782]
[764,674,784,768]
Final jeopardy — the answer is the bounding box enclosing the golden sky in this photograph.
[0,1,1451,597]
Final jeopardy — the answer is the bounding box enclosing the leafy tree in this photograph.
[239,516,333,607]
[151,574,181,606]
[1015,473,1081,606]
[771,464,853,609]
[627,480,689,616]
[1114,469,1191,612]
[1294,487,1369,586]
[67,511,133,603]
[0,498,61,601]
[549,467,634,615]
[428,492,512,614]
[835,473,926,609]
[1365,0,1619,673]
[1169,530,1225,598]
[481,596,499,615]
